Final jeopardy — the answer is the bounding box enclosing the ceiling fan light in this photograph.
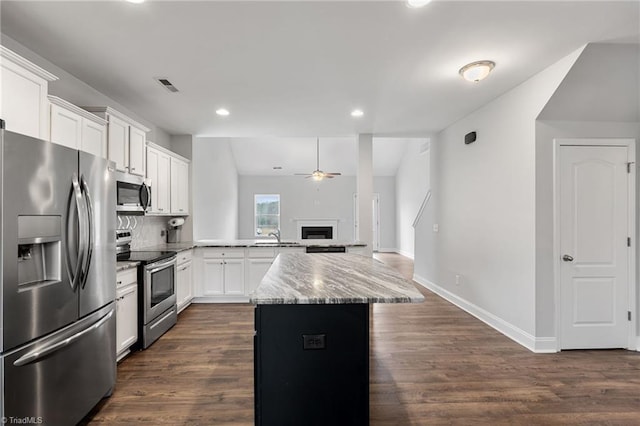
[406,0,432,8]
[459,60,495,82]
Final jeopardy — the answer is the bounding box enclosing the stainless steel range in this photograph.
[117,236,177,349]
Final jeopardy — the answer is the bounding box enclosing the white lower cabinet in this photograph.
[200,249,245,298]
[116,268,138,361]
[247,258,274,295]
[176,250,194,313]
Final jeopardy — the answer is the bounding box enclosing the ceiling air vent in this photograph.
[154,77,179,93]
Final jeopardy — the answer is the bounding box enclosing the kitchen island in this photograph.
[251,253,424,426]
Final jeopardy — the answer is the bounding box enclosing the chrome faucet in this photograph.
[268,229,281,243]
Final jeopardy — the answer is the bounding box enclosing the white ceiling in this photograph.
[230,136,414,176]
[1,1,637,176]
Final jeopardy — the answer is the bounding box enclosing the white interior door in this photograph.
[353,193,380,251]
[558,142,634,349]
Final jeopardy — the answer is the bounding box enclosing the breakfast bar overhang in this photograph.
[251,253,424,426]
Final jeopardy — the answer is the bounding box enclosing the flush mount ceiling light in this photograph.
[351,109,364,118]
[406,0,432,8]
[459,60,496,82]
[126,0,145,3]
[215,108,230,116]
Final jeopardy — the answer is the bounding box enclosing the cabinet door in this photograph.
[171,157,189,214]
[50,103,82,150]
[202,258,225,296]
[247,258,273,295]
[177,260,193,313]
[1,57,50,139]
[146,148,170,214]
[224,259,245,295]
[129,126,146,176]
[108,115,129,172]
[81,119,106,158]
[116,284,138,356]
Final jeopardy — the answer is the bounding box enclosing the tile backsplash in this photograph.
[118,215,170,249]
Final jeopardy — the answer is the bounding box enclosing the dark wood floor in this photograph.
[83,253,640,425]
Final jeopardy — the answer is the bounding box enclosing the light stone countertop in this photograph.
[251,253,425,305]
[139,240,366,251]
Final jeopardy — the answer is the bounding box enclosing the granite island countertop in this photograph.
[140,240,366,251]
[251,253,424,305]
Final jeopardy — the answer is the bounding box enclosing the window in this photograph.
[255,194,280,236]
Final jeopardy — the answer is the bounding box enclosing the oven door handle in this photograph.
[146,258,176,273]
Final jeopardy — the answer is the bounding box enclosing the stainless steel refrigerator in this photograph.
[0,129,117,425]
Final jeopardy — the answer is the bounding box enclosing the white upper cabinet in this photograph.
[128,126,146,176]
[171,156,189,215]
[48,96,107,157]
[147,141,190,216]
[147,145,171,214]
[1,46,58,139]
[83,107,149,175]
[108,114,129,171]
[82,118,107,158]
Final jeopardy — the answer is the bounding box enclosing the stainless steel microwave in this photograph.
[116,172,151,214]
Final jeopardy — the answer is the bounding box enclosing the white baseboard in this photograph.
[395,249,414,260]
[376,248,397,253]
[412,274,557,353]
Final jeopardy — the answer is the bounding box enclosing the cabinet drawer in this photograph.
[177,249,193,264]
[202,248,245,259]
[116,268,137,289]
[247,247,276,258]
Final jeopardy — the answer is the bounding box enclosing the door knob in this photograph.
[562,254,574,262]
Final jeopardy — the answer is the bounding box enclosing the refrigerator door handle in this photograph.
[66,173,87,291]
[13,308,114,367]
[80,176,94,289]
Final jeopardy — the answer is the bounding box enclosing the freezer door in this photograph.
[79,152,116,317]
[0,302,116,425]
[1,131,78,353]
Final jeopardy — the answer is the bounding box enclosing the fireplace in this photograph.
[296,219,338,241]
[301,226,333,240]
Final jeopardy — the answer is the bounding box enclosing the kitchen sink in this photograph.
[254,241,300,245]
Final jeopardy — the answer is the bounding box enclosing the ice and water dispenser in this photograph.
[17,216,62,290]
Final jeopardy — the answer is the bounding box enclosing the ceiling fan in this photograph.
[295,138,341,181]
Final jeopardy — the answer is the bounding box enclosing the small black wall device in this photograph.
[464,131,477,144]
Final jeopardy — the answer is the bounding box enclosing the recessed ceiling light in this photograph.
[216,108,230,116]
[459,60,496,82]
[407,0,432,8]
[126,0,145,4]
[351,109,364,118]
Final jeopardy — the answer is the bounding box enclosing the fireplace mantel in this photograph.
[295,219,339,240]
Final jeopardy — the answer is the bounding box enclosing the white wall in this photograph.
[0,35,172,149]
[192,138,238,240]
[237,175,397,248]
[413,47,583,344]
[374,176,397,252]
[395,139,430,258]
[534,43,640,342]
